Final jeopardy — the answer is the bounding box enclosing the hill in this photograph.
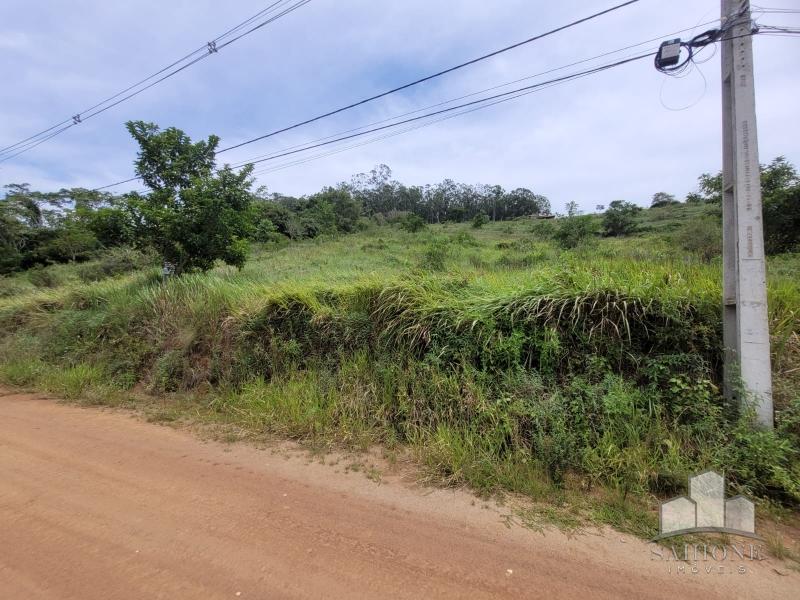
[1,205,799,541]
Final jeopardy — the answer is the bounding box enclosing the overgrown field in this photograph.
[1,206,799,536]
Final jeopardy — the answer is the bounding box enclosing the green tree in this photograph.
[564,200,581,217]
[125,121,253,274]
[761,157,800,254]
[696,172,722,203]
[309,187,362,233]
[84,206,135,247]
[650,192,678,208]
[692,156,800,254]
[602,200,641,237]
[39,218,99,262]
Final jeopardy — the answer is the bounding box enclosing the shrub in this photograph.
[763,185,800,254]
[529,219,556,239]
[553,216,597,249]
[472,213,489,228]
[452,231,478,247]
[420,240,450,271]
[27,265,63,288]
[77,247,156,283]
[602,200,641,237]
[400,214,426,233]
[676,218,721,262]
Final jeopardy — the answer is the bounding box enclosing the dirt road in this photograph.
[0,389,796,599]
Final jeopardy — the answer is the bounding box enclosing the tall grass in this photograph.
[1,218,798,530]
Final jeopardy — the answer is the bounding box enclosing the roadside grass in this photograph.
[0,216,799,544]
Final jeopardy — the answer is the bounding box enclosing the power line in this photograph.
[0,0,311,162]
[230,18,733,170]
[250,59,651,177]
[89,0,645,192]
[215,0,643,155]
[238,54,653,171]
[242,31,764,175]
[93,17,770,192]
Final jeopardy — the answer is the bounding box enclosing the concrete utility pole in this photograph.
[720,0,773,427]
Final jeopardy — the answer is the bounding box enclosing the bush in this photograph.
[77,247,156,283]
[400,214,426,233]
[529,219,556,239]
[420,240,450,271]
[452,231,478,247]
[602,200,641,237]
[676,218,721,262]
[27,266,63,288]
[553,216,597,249]
[472,213,489,228]
[763,185,800,254]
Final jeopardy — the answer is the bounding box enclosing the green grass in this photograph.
[1,211,799,540]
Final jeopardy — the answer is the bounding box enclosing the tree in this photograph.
[564,201,581,217]
[602,200,641,237]
[685,192,704,204]
[696,172,722,203]
[125,121,253,274]
[691,156,800,254]
[309,187,362,233]
[506,187,549,217]
[84,206,135,247]
[39,218,99,263]
[761,157,800,254]
[651,192,678,208]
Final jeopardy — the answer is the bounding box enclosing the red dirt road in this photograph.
[0,389,796,599]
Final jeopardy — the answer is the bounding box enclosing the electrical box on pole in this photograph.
[720,0,773,427]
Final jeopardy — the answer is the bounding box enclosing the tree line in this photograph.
[0,122,551,275]
[1,120,798,275]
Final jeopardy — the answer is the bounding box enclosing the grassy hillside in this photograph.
[1,207,798,537]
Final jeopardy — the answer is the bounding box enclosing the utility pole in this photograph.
[720,0,773,427]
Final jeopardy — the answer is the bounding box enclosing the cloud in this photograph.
[1,0,797,211]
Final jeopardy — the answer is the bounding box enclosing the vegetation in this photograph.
[602,200,641,237]
[1,125,799,537]
[125,121,254,274]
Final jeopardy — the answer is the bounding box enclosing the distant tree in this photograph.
[84,206,135,247]
[38,218,99,263]
[691,156,800,254]
[650,192,679,208]
[564,201,581,217]
[696,172,723,203]
[505,187,548,217]
[602,200,641,237]
[302,198,336,237]
[761,156,798,198]
[125,120,253,274]
[761,157,800,254]
[309,186,362,233]
[685,192,704,204]
[472,212,489,228]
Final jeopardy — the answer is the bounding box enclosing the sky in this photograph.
[1,0,798,213]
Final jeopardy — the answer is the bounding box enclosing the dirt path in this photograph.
[0,389,796,599]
